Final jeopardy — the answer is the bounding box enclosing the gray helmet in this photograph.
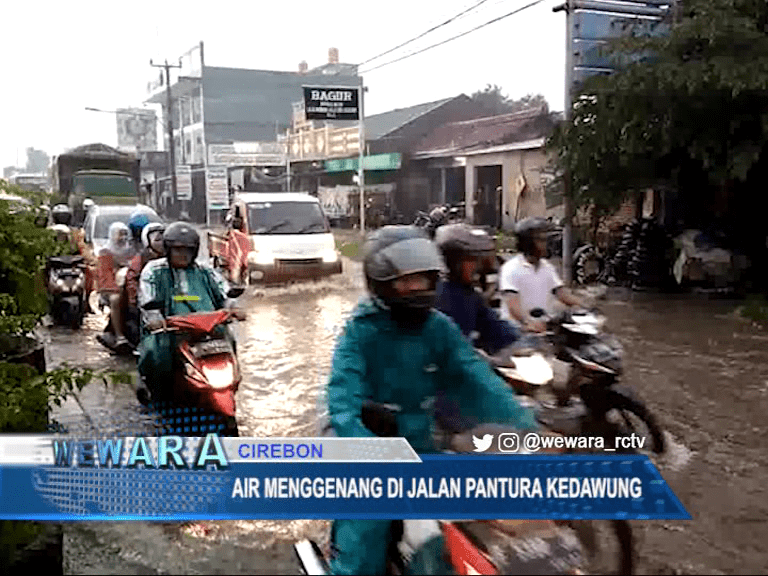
[51,204,72,226]
[515,217,552,255]
[163,221,200,262]
[363,225,445,283]
[363,226,445,322]
[435,223,495,280]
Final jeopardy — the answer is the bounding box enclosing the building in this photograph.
[284,93,498,223]
[144,43,360,223]
[409,106,561,229]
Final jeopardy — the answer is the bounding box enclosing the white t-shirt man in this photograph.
[498,253,564,323]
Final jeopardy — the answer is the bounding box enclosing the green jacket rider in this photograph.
[325,225,538,575]
[137,222,243,399]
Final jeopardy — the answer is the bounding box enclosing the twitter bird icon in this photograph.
[472,434,493,452]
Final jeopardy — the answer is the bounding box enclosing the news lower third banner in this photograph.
[0,435,691,521]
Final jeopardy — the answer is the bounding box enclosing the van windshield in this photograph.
[247,201,329,235]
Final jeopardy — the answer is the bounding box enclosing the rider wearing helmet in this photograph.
[499,217,583,332]
[434,223,520,355]
[120,223,166,348]
[128,211,151,253]
[326,225,537,575]
[51,204,72,226]
[137,222,245,398]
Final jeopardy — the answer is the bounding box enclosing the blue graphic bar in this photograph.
[0,454,691,521]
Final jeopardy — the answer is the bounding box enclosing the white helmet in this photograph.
[141,222,165,249]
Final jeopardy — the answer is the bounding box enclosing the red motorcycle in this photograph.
[139,305,244,437]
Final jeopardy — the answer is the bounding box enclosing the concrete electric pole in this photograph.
[150,59,182,209]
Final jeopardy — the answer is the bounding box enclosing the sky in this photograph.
[0,0,567,169]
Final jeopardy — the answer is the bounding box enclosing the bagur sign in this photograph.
[303,86,360,121]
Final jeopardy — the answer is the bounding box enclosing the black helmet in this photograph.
[51,204,72,226]
[163,221,200,262]
[435,223,495,282]
[515,217,552,255]
[363,226,445,325]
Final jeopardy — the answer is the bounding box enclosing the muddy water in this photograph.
[43,267,768,574]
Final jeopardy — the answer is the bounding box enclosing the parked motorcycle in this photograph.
[413,202,465,238]
[46,255,86,329]
[137,288,245,437]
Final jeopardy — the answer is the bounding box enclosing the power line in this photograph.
[359,0,549,74]
[357,0,492,67]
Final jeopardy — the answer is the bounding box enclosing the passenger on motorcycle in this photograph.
[128,212,151,253]
[71,199,97,313]
[97,222,137,351]
[434,223,521,355]
[499,217,583,333]
[137,222,245,400]
[117,222,166,348]
[325,225,538,575]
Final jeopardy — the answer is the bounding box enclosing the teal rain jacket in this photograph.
[137,258,231,391]
[327,297,537,452]
[326,297,538,575]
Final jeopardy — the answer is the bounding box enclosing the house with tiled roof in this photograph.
[402,105,562,229]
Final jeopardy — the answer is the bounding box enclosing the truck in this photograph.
[51,143,142,225]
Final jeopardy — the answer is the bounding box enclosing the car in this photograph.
[83,204,162,254]
[209,192,342,285]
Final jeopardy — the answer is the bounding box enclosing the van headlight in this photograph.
[322,249,339,263]
[248,251,274,266]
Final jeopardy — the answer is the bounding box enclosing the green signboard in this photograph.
[324,153,402,173]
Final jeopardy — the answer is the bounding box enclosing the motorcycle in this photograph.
[413,202,465,238]
[46,255,86,329]
[138,287,245,437]
[296,412,589,576]
[516,308,666,455]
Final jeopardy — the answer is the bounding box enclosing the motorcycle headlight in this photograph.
[56,278,65,288]
[202,363,236,389]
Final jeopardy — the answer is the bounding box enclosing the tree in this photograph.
[548,0,768,253]
[25,148,49,174]
[470,84,549,115]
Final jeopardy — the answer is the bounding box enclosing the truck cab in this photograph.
[212,193,342,284]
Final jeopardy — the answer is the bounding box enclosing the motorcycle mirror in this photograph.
[141,301,163,311]
[530,308,545,318]
[227,286,245,299]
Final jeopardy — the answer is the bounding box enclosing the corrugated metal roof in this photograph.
[411,137,547,160]
[364,97,456,141]
[411,107,555,158]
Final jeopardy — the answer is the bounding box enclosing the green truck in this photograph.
[52,143,142,224]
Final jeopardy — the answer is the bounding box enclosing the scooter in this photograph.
[295,414,589,576]
[46,255,86,329]
[505,308,666,455]
[138,287,245,437]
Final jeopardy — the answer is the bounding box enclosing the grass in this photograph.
[738,294,768,326]
[333,230,365,262]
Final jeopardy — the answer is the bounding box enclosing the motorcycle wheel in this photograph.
[608,393,666,454]
[569,518,635,575]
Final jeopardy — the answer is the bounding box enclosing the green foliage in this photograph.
[548,0,768,215]
[470,84,549,115]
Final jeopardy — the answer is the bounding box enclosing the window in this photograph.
[247,202,329,235]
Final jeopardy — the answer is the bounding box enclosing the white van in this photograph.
[222,192,342,283]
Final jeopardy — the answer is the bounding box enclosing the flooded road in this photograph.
[43,258,768,574]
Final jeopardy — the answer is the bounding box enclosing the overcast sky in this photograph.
[1,0,566,169]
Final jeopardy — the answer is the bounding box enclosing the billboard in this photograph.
[117,109,158,152]
[303,86,360,121]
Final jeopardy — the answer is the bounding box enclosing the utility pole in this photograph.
[555,0,575,285]
[358,78,366,233]
[150,59,181,211]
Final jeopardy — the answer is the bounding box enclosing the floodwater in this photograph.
[41,258,768,574]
